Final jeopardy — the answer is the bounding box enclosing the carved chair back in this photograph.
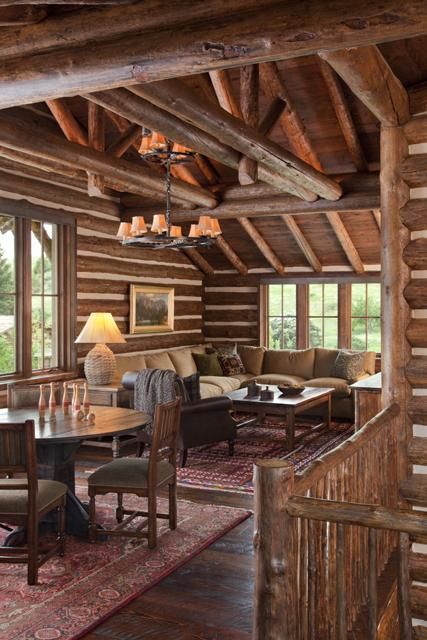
[148,398,181,480]
[0,420,37,522]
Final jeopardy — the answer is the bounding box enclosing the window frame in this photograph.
[0,205,77,382]
[262,277,381,354]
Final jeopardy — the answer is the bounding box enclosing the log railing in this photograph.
[253,403,412,640]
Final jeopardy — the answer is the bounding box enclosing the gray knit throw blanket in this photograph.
[134,368,185,435]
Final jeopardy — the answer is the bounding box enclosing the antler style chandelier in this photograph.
[117,131,221,250]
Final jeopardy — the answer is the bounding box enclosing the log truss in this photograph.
[0,2,419,274]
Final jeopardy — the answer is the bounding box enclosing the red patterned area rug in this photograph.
[0,494,250,640]
[176,418,354,493]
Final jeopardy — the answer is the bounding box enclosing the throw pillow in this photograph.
[331,351,366,383]
[217,352,246,376]
[192,352,223,376]
[181,372,201,402]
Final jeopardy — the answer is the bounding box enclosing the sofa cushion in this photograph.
[314,348,340,378]
[191,344,209,355]
[182,372,201,402]
[145,351,176,371]
[192,352,223,376]
[200,382,222,399]
[305,377,351,398]
[331,351,366,383]
[217,352,245,376]
[233,372,256,385]
[237,345,266,376]
[114,354,146,382]
[200,375,241,393]
[169,348,197,377]
[254,373,307,386]
[263,348,315,379]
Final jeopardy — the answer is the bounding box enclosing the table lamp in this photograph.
[75,312,126,385]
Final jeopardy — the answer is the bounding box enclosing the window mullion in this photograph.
[21,218,32,377]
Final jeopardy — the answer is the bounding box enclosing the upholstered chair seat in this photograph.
[0,479,67,516]
[88,458,175,490]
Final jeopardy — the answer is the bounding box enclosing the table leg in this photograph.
[326,394,331,429]
[286,408,295,451]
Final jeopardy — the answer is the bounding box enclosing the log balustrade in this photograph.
[253,404,414,639]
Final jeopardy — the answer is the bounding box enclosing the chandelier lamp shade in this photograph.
[75,312,126,385]
[117,132,222,250]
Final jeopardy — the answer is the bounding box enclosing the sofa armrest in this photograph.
[181,396,232,416]
[122,370,139,390]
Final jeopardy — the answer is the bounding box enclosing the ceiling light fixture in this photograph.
[117,131,221,250]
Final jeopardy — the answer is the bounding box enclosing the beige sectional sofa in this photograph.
[114,344,376,420]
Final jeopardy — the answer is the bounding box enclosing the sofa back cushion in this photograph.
[114,354,146,381]
[237,345,265,376]
[314,348,341,378]
[144,351,176,371]
[263,348,315,379]
[169,348,197,377]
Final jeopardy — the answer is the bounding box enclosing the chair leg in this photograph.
[27,520,38,586]
[112,436,120,459]
[116,493,124,523]
[57,499,66,557]
[88,493,97,543]
[228,439,235,457]
[169,480,177,531]
[147,492,157,549]
[179,449,188,468]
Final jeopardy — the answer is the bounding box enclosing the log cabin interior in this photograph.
[1,2,427,639]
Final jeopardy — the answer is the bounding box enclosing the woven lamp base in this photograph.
[84,343,116,385]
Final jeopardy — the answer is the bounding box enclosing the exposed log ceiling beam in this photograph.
[259,98,287,137]
[326,212,365,273]
[123,174,380,222]
[215,235,248,275]
[239,65,259,185]
[319,45,409,126]
[282,216,322,273]
[89,88,313,198]
[0,6,47,24]
[0,1,135,4]
[318,58,368,172]
[0,2,426,107]
[0,113,217,208]
[87,101,105,195]
[238,217,285,274]
[259,61,322,171]
[194,154,217,185]
[106,123,140,157]
[46,98,88,146]
[131,80,342,201]
[183,248,214,276]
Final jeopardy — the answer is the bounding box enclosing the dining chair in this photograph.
[0,420,67,585]
[88,398,181,548]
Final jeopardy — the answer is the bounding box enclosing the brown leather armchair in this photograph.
[122,371,237,467]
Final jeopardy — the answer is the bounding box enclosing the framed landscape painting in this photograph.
[130,285,174,334]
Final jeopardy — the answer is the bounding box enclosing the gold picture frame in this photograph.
[129,285,174,334]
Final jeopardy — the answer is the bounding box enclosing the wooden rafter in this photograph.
[319,45,410,126]
[238,217,285,274]
[215,235,248,275]
[0,6,47,24]
[106,124,140,158]
[282,216,322,273]
[318,58,368,172]
[46,98,88,146]
[239,65,259,185]
[259,98,287,137]
[183,249,215,276]
[326,212,365,273]
[0,113,217,208]
[132,80,342,201]
[0,2,426,107]
[194,154,217,185]
[87,101,105,195]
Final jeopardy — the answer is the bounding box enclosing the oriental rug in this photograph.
[0,494,250,640]
[176,418,354,493]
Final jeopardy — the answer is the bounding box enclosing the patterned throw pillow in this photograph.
[331,351,366,383]
[217,352,246,377]
[192,352,223,376]
[181,372,201,402]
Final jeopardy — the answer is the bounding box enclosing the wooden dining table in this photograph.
[0,406,150,541]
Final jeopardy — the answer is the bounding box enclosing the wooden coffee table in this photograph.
[227,386,333,451]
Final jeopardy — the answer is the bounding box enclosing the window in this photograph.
[267,284,297,349]
[0,211,76,380]
[264,281,381,353]
[351,283,381,352]
[308,283,338,348]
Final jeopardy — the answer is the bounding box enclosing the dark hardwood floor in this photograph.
[77,445,254,640]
